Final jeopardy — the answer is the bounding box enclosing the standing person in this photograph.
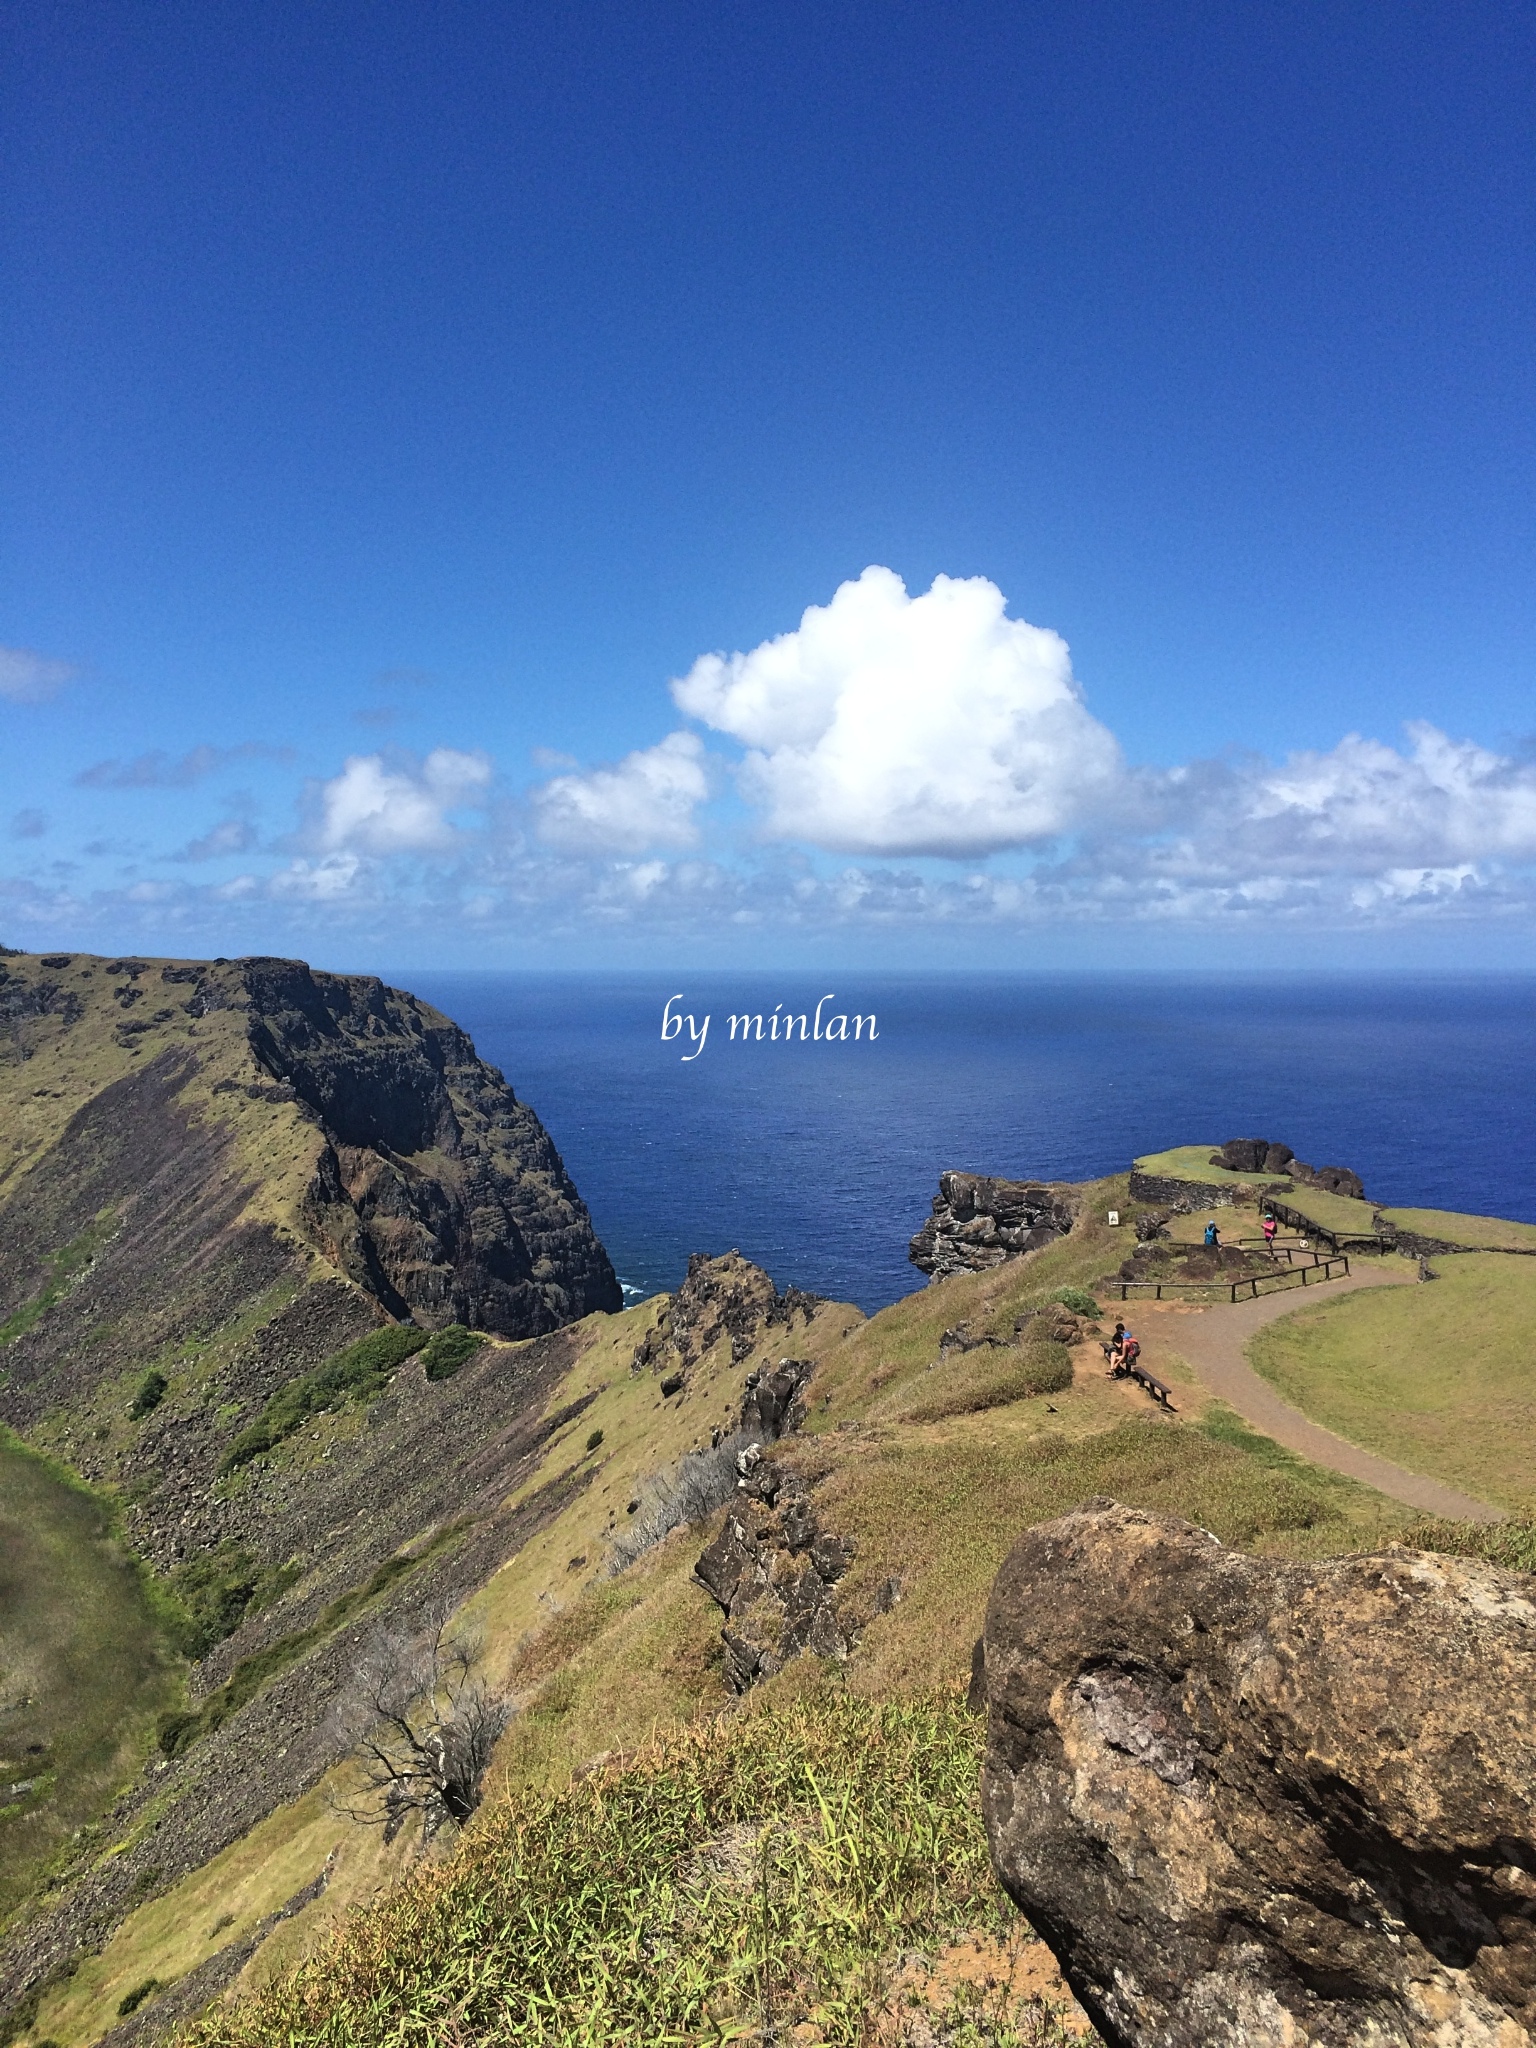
[1203,1220,1221,1248]
[1262,1213,1278,1254]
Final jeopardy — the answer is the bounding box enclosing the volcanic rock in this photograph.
[695,1461,854,1692]
[1292,1160,1368,1201]
[1209,1138,1294,1174]
[909,1172,1078,1278]
[629,1249,825,1382]
[1207,1138,1367,1202]
[978,1502,1536,2048]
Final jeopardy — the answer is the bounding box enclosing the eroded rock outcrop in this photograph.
[909,1172,1078,1278]
[630,1249,824,1384]
[979,1503,1536,2048]
[695,1456,855,1692]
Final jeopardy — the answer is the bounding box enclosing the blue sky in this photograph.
[3,0,1534,966]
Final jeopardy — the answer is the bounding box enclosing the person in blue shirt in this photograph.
[1203,1220,1220,1248]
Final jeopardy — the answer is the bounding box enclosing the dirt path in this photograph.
[1135,1266,1507,1524]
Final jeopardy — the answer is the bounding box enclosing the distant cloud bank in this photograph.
[8,569,1536,952]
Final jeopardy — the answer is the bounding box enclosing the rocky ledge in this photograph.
[909,1171,1078,1278]
[977,1502,1536,2047]
[1208,1137,1366,1201]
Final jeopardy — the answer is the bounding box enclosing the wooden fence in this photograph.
[1102,1252,1351,1304]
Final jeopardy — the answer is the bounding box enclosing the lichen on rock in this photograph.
[978,1501,1536,2047]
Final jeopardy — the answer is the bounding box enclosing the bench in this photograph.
[1120,1362,1175,1408]
[1101,1345,1176,1409]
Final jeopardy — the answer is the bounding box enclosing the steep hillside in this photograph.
[7,1064,1530,2046]
[0,950,620,2033]
[8,1183,1432,2046]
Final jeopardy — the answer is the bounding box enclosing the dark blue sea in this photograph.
[399,973,1536,1314]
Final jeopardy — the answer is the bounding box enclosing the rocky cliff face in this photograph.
[238,955,620,1332]
[0,950,618,1343]
[0,950,618,1576]
[978,1502,1536,2048]
[909,1171,1078,1278]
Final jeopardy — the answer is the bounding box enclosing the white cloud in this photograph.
[270,853,365,900]
[1223,723,1536,868]
[671,566,1122,857]
[0,645,76,703]
[533,731,708,853]
[313,748,492,855]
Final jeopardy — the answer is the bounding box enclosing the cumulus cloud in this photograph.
[0,645,76,703]
[76,742,291,789]
[671,566,1121,856]
[311,748,492,855]
[533,731,708,853]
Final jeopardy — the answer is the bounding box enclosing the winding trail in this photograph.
[1137,1266,1507,1524]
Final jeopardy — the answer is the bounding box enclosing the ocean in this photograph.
[402,972,1536,1314]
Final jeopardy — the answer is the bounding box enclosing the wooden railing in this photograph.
[1102,1252,1350,1304]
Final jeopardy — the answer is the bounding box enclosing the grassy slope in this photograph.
[1133,1144,1291,1186]
[1248,1253,1536,1514]
[1272,1186,1388,1238]
[0,954,325,1244]
[0,1436,181,1932]
[187,1692,1079,2048]
[1132,1148,1396,1242]
[1378,1207,1536,1252]
[23,1181,1438,2047]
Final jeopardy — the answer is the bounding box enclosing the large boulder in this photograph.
[1209,1137,1294,1175]
[1292,1160,1368,1201]
[978,1503,1536,2047]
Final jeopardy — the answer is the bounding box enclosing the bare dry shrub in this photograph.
[328,1613,510,1843]
[608,1432,754,1574]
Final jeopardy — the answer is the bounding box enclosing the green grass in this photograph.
[165,1542,302,1661]
[179,1690,1077,2048]
[1133,1145,1291,1187]
[219,1325,428,1474]
[898,1341,1074,1423]
[155,1524,469,1757]
[0,1431,181,1936]
[817,1411,1404,1705]
[419,1323,487,1381]
[1397,1517,1536,1573]
[1378,1207,1536,1252]
[0,1211,118,1349]
[1269,1185,1388,1240]
[128,1370,168,1420]
[1248,1253,1536,1513]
